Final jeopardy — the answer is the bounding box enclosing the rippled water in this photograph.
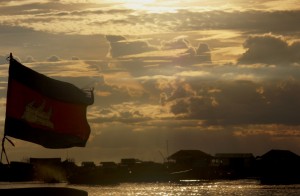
[2,180,300,195]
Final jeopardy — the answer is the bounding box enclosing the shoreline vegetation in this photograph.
[1,148,300,185]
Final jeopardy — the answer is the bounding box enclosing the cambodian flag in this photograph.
[4,54,93,148]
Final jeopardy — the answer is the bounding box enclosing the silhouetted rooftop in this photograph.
[168,150,212,160]
[260,149,299,160]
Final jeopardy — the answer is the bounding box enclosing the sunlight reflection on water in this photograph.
[2,180,300,195]
[72,179,300,196]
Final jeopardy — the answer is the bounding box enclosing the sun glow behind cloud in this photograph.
[94,0,177,12]
[109,0,300,12]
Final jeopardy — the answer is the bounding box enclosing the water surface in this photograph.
[1,180,300,195]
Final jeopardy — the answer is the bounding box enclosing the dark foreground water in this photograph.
[1,180,300,195]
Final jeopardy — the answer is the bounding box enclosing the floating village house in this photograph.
[212,153,255,178]
[167,150,213,179]
[257,149,300,184]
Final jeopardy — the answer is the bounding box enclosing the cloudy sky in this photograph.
[1,0,300,164]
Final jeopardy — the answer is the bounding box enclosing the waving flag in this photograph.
[4,54,94,148]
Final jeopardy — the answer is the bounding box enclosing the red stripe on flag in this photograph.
[6,79,90,141]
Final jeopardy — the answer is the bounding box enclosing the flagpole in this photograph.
[7,53,13,64]
[1,53,13,164]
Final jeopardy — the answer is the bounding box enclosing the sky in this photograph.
[1,0,300,164]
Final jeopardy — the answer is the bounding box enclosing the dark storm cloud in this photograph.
[87,32,300,129]
[168,78,300,126]
[105,35,158,58]
[238,34,300,65]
